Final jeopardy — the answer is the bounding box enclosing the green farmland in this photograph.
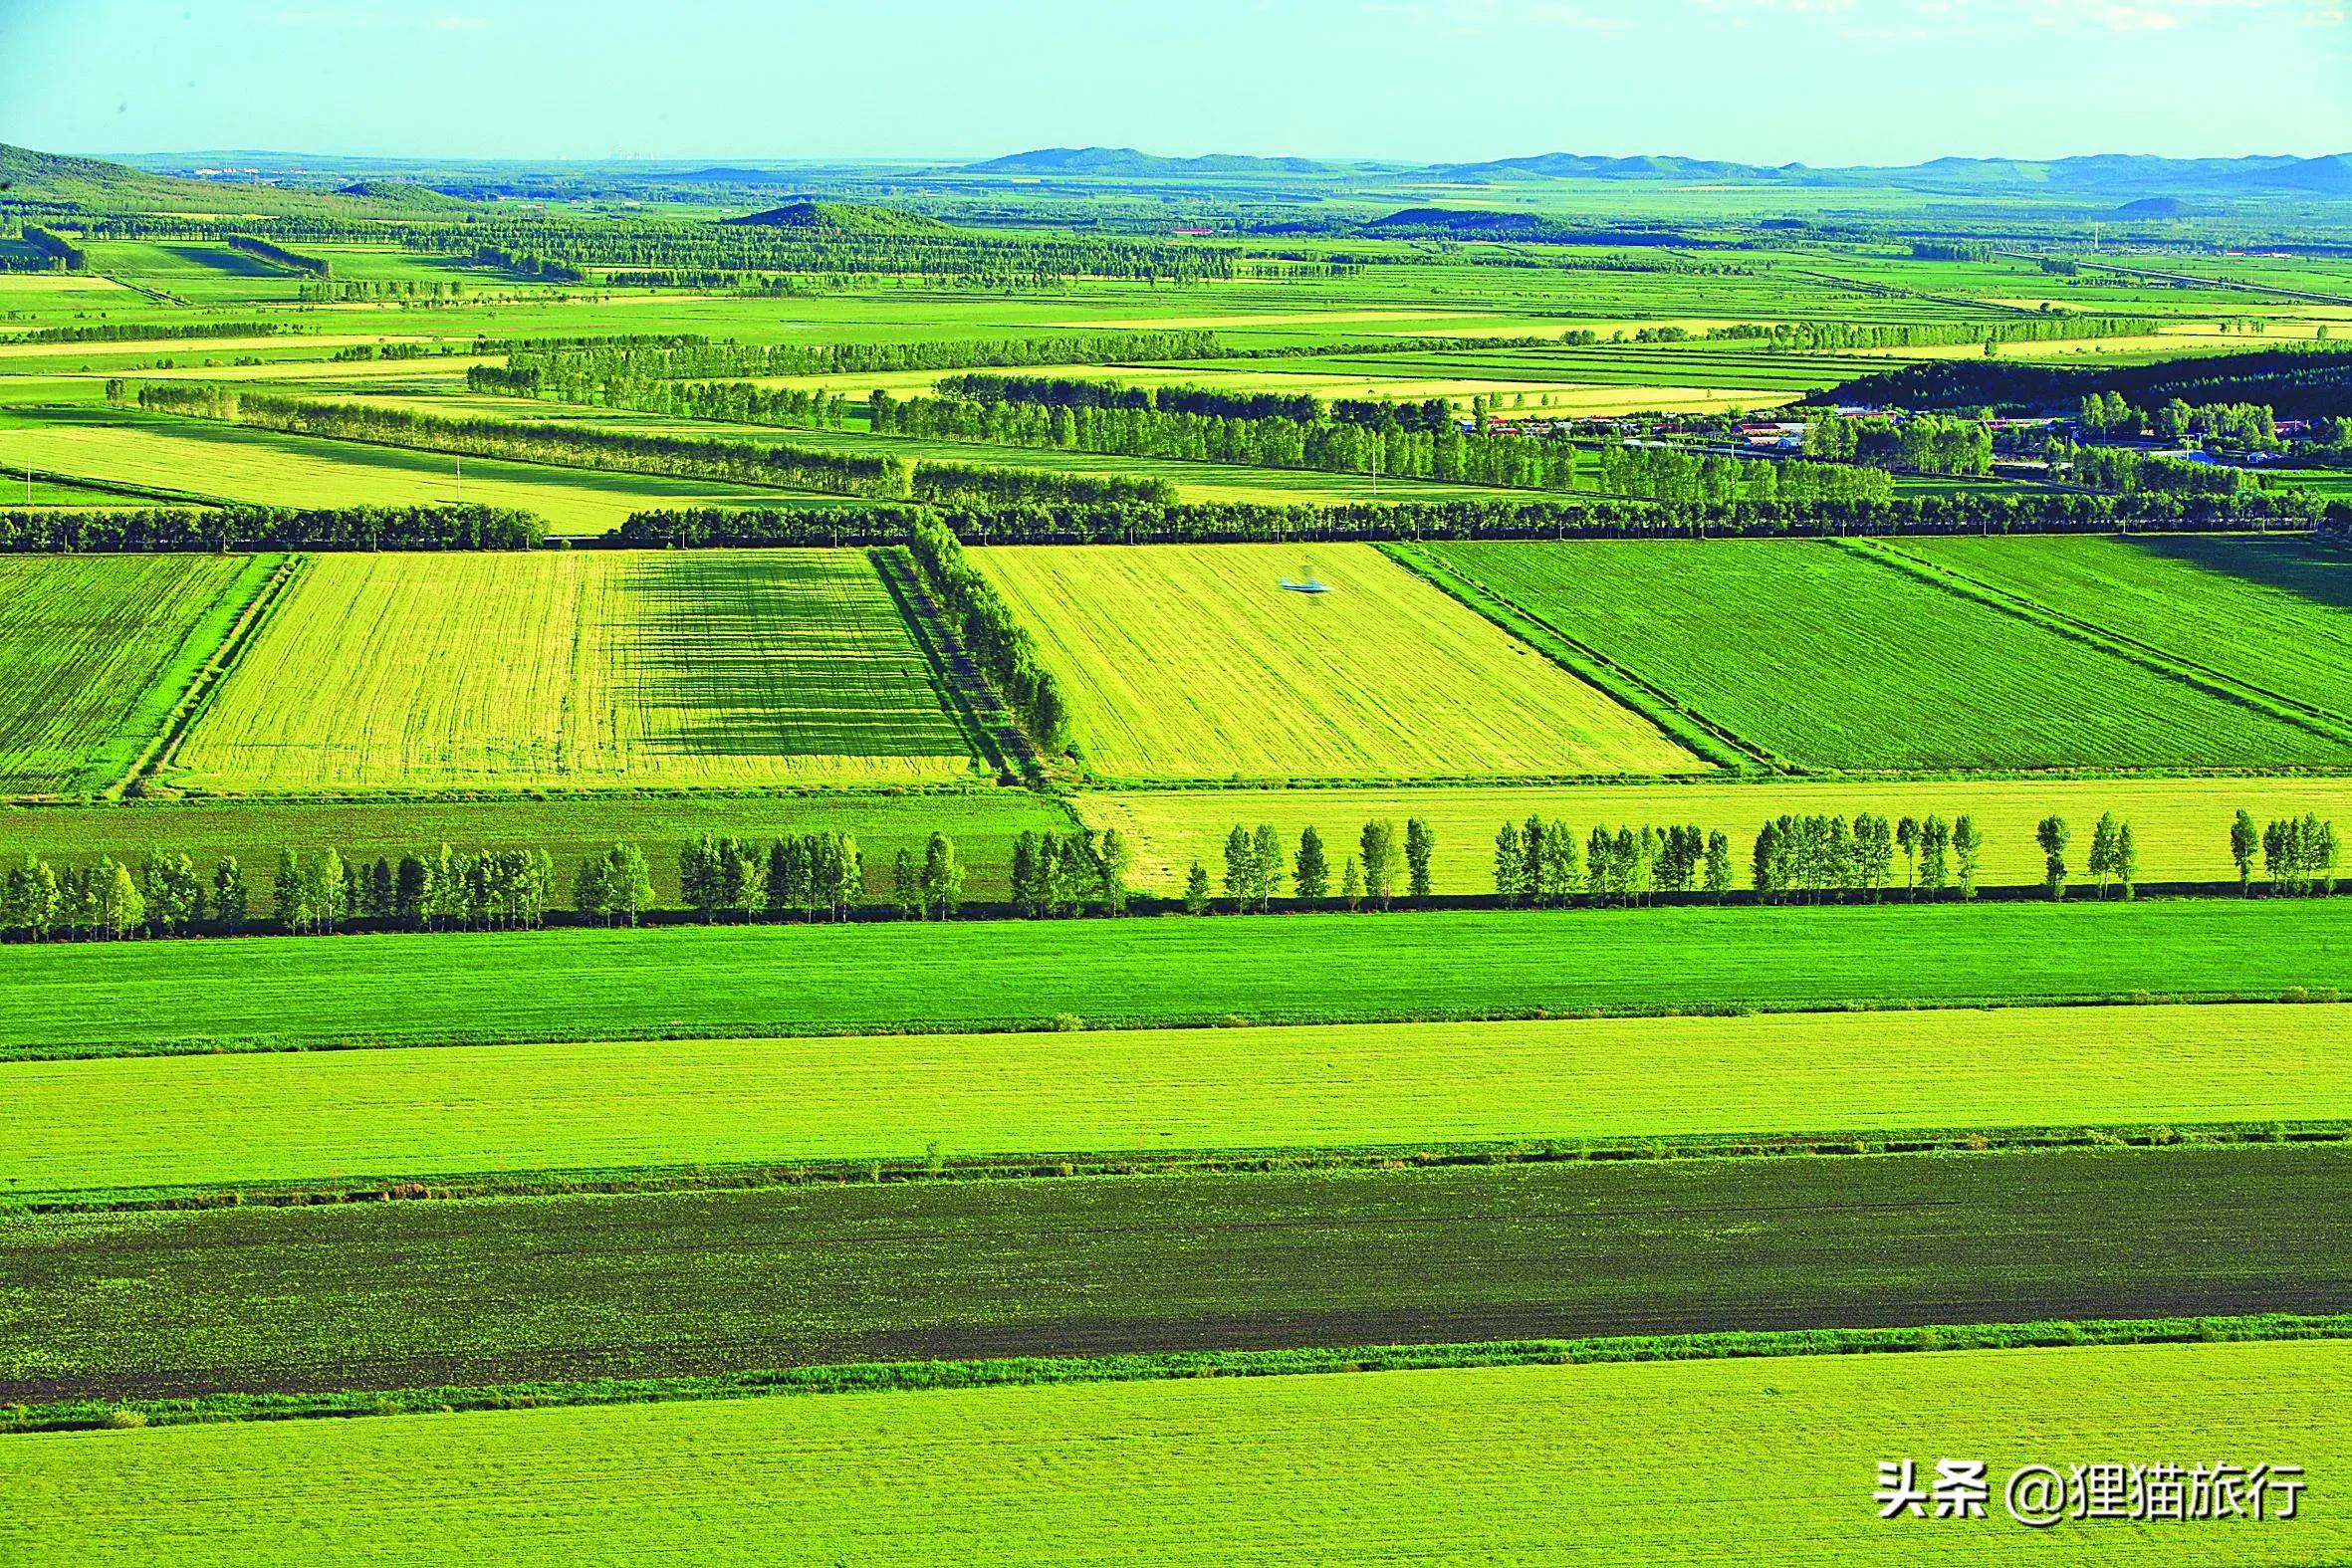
[972,544,1701,782]
[8,1146,2342,1402]
[0,554,270,794]
[164,550,979,790]
[1411,540,2352,772]
[9,1002,2347,1196]
[2,900,2348,1060]
[7,1340,2344,1565]
[4,25,2351,1557]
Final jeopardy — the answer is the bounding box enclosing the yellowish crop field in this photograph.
[0,415,789,534]
[163,550,977,791]
[972,543,1704,782]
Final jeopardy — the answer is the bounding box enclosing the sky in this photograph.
[2,0,2346,167]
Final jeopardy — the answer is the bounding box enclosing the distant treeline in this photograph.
[478,330,1225,394]
[869,384,1580,493]
[18,227,87,271]
[226,234,331,277]
[1597,446,1895,505]
[469,243,586,284]
[129,382,1173,508]
[1705,315,2161,351]
[1823,345,2352,419]
[0,320,295,345]
[619,484,2328,550]
[0,504,544,552]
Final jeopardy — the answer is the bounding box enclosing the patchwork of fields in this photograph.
[164,551,978,790]
[4,151,2350,1564]
[972,544,1703,781]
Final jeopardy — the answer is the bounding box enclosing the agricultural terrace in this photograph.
[3,900,2346,1060]
[1076,775,2352,893]
[1412,540,2352,773]
[0,555,271,795]
[7,1341,2344,1565]
[164,551,976,791]
[6,1002,2347,1195]
[971,544,1701,782]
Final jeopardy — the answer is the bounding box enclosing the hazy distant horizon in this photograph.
[5,0,2345,169]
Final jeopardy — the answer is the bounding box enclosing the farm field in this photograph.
[9,1001,2342,1194]
[1074,776,2352,892]
[1410,540,2352,772]
[9,1145,2341,1403]
[0,554,270,795]
[1898,535,2352,725]
[0,411,814,532]
[164,550,978,790]
[9,1001,2346,1196]
[7,1339,2344,1566]
[0,791,1071,899]
[971,544,1701,781]
[2,899,2348,1061]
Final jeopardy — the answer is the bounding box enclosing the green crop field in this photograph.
[1412,540,2352,772]
[1076,776,2352,893]
[163,550,978,790]
[9,1146,2341,1402]
[2,900,2348,1061]
[971,544,1701,782]
[7,1340,2344,1565]
[6,48,2352,1559]
[0,411,811,533]
[0,554,270,795]
[1899,535,2352,726]
[6,1002,2346,1196]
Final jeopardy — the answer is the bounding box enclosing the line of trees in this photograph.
[0,320,296,345]
[476,330,1225,399]
[1597,445,1895,505]
[869,387,1582,493]
[1707,316,2162,351]
[1010,828,1130,916]
[2232,810,2342,897]
[906,516,1069,752]
[130,381,1172,508]
[612,483,2329,553]
[0,503,545,552]
[470,243,586,284]
[1815,414,1995,477]
[226,234,331,277]
[1495,818,1734,906]
[1208,819,1433,912]
[20,227,87,271]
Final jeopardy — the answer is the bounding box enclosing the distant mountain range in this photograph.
[968,145,2352,199]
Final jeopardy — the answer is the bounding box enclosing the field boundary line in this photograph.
[129,553,308,798]
[20,1118,2346,1215]
[89,553,289,799]
[869,545,1024,778]
[1383,542,1783,774]
[6,975,2346,1065]
[1842,538,2352,750]
[10,1313,2345,1435]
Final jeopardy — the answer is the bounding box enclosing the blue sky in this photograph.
[3,0,2345,165]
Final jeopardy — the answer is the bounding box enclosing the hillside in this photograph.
[964,146,1346,177]
[0,141,417,216]
[723,199,957,236]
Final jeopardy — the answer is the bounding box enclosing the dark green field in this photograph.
[5,1144,2337,1404]
[5,898,2349,1058]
